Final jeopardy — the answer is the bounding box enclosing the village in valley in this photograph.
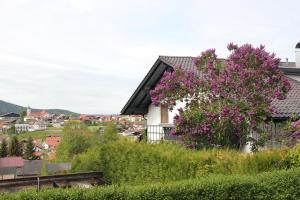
[0,105,145,181]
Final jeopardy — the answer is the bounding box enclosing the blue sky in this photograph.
[0,0,299,114]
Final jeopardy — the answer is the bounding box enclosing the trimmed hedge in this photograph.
[2,168,300,200]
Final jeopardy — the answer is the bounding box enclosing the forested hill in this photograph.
[0,100,79,116]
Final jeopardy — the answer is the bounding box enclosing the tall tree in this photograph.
[24,136,35,160]
[0,139,8,157]
[9,136,22,156]
[100,122,119,144]
[56,121,91,162]
[20,110,27,122]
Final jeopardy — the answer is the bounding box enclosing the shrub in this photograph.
[72,139,288,185]
[56,121,92,162]
[284,142,300,168]
[2,168,300,200]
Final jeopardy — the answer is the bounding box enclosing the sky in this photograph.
[0,0,299,114]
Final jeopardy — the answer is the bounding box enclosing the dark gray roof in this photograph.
[22,160,42,175]
[121,56,300,119]
[279,61,296,68]
[271,78,300,118]
[159,56,197,72]
[0,112,20,118]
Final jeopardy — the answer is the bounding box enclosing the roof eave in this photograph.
[121,59,162,115]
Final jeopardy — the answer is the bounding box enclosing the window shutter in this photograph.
[160,105,169,123]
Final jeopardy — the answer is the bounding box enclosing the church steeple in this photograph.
[27,105,31,116]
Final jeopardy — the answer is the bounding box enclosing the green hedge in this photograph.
[72,139,288,185]
[2,168,300,200]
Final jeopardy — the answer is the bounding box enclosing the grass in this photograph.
[17,129,62,140]
[87,125,104,132]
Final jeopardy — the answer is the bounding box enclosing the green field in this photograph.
[17,129,62,140]
[16,125,103,141]
[87,125,102,132]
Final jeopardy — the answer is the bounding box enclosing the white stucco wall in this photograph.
[147,101,186,126]
[147,104,161,126]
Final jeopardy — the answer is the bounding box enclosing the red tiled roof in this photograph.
[0,157,24,168]
[44,136,61,149]
[28,111,49,119]
[33,152,43,157]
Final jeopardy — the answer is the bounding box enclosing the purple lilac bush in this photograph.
[150,43,291,149]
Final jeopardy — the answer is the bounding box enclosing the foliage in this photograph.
[283,141,300,168]
[5,125,16,135]
[55,121,91,162]
[72,123,119,171]
[72,139,287,185]
[19,110,27,121]
[0,139,8,157]
[23,136,35,160]
[8,136,22,156]
[2,168,300,200]
[275,119,300,148]
[150,44,291,149]
[87,125,102,133]
[99,122,119,144]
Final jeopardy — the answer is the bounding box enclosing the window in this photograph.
[160,105,169,123]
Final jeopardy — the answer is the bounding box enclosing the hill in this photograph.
[0,100,79,116]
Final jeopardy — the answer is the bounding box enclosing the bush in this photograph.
[56,121,92,162]
[284,142,300,168]
[2,168,300,200]
[72,139,288,185]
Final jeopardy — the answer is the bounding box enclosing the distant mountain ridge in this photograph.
[0,100,79,116]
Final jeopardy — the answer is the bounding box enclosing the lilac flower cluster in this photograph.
[149,67,201,110]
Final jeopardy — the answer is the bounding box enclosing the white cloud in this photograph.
[68,0,97,14]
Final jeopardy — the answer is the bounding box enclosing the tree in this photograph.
[20,110,27,122]
[8,136,22,156]
[56,121,91,162]
[100,122,119,144]
[0,139,8,157]
[24,136,35,160]
[150,44,291,149]
[6,125,16,135]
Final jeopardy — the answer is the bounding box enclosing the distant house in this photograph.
[24,106,49,122]
[43,136,61,150]
[33,120,47,130]
[15,124,31,133]
[121,43,300,144]
[51,118,64,128]
[0,120,15,132]
[33,139,43,152]
[0,157,24,180]
[20,160,43,177]
[0,112,20,121]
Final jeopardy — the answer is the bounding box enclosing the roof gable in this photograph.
[121,56,300,119]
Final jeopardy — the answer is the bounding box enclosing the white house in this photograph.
[121,43,300,145]
[15,124,31,133]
